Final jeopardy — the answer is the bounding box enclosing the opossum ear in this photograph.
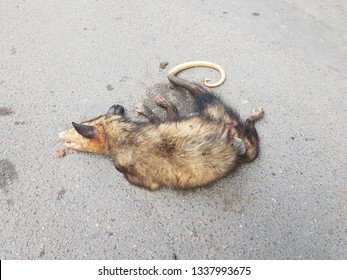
[107,104,125,116]
[72,122,98,139]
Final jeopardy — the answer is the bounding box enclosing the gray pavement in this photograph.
[0,0,346,259]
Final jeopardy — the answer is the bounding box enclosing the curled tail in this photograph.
[168,61,226,88]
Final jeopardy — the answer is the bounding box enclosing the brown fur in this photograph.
[59,63,264,190]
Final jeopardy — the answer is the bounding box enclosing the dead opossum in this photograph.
[59,61,264,190]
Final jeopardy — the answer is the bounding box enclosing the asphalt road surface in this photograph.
[1,0,346,259]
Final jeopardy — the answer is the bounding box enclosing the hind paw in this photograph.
[251,107,265,121]
[136,103,148,115]
[136,103,162,123]
[155,95,171,108]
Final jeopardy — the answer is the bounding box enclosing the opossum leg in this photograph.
[136,103,162,123]
[167,74,205,96]
[248,107,265,122]
[241,107,265,162]
[155,95,179,121]
[115,160,160,190]
[125,174,160,191]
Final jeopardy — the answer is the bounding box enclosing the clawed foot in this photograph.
[135,103,147,115]
[155,95,179,121]
[250,107,265,121]
[155,95,171,108]
[135,103,162,123]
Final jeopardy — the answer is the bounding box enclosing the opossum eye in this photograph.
[72,122,98,139]
[107,105,125,116]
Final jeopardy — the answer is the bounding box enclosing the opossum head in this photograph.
[59,104,126,155]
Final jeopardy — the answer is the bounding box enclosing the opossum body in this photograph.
[59,62,264,190]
